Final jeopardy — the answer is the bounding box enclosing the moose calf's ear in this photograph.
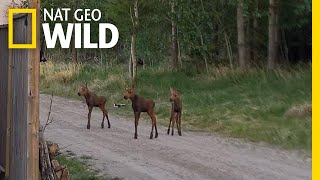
[131,83,135,89]
[170,87,176,93]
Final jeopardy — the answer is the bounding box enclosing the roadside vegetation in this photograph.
[40,62,311,149]
[57,151,121,180]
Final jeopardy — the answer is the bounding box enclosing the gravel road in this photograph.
[40,94,311,180]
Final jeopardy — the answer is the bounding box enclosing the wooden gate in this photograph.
[0,14,29,180]
[0,9,40,180]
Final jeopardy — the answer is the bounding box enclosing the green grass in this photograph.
[41,62,311,149]
[56,154,101,180]
[56,153,121,180]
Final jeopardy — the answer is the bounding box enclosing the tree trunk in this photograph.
[130,0,138,83]
[72,5,78,64]
[199,0,209,72]
[281,28,289,64]
[171,1,179,70]
[131,32,137,82]
[129,54,133,78]
[246,18,252,64]
[237,0,247,69]
[224,32,233,70]
[178,40,182,69]
[252,0,258,62]
[198,30,209,73]
[268,0,279,69]
[72,46,78,64]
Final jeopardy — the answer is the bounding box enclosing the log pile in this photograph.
[39,129,70,180]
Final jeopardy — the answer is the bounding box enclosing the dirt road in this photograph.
[40,94,311,180]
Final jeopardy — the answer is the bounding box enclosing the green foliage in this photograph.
[280,0,312,29]
[41,0,311,67]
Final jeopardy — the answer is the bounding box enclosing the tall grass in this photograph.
[41,62,311,149]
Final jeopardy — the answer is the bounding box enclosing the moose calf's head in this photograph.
[78,84,89,96]
[124,86,135,100]
[170,88,180,102]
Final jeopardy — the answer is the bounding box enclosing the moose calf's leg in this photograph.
[152,111,158,138]
[154,118,158,138]
[87,107,93,129]
[150,122,154,139]
[148,112,154,139]
[101,114,105,129]
[167,110,173,135]
[134,112,140,139]
[176,115,179,134]
[105,110,111,128]
[148,111,158,139]
[100,107,105,129]
[101,107,111,129]
[178,112,182,136]
[171,113,175,136]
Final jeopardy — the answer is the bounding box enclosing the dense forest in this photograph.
[40,0,312,78]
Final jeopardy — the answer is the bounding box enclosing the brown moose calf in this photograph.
[167,88,182,136]
[124,86,158,139]
[78,84,110,129]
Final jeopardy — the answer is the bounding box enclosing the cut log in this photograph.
[51,160,59,170]
[60,167,70,180]
[52,160,62,179]
[39,129,56,180]
[52,160,70,180]
[39,127,70,180]
[48,143,60,159]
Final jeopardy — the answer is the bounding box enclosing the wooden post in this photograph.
[28,0,40,179]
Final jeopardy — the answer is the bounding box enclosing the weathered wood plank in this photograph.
[9,14,29,180]
[0,26,8,176]
[28,0,41,179]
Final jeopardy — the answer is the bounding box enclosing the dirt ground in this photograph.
[40,94,311,180]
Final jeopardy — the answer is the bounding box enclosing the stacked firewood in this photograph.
[39,130,70,180]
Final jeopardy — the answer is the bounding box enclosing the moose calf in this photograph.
[167,88,182,136]
[78,84,111,129]
[124,85,158,139]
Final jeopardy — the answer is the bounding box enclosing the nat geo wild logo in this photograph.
[8,8,119,49]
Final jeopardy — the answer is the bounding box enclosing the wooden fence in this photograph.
[0,12,39,180]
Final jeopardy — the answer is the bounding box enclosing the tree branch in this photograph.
[43,93,54,132]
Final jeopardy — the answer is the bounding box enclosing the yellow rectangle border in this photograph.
[8,9,36,49]
[313,0,317,179]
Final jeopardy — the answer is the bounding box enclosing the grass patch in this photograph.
[57,154,122,180]
[56,154,101,180]
[41,62,311,149]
